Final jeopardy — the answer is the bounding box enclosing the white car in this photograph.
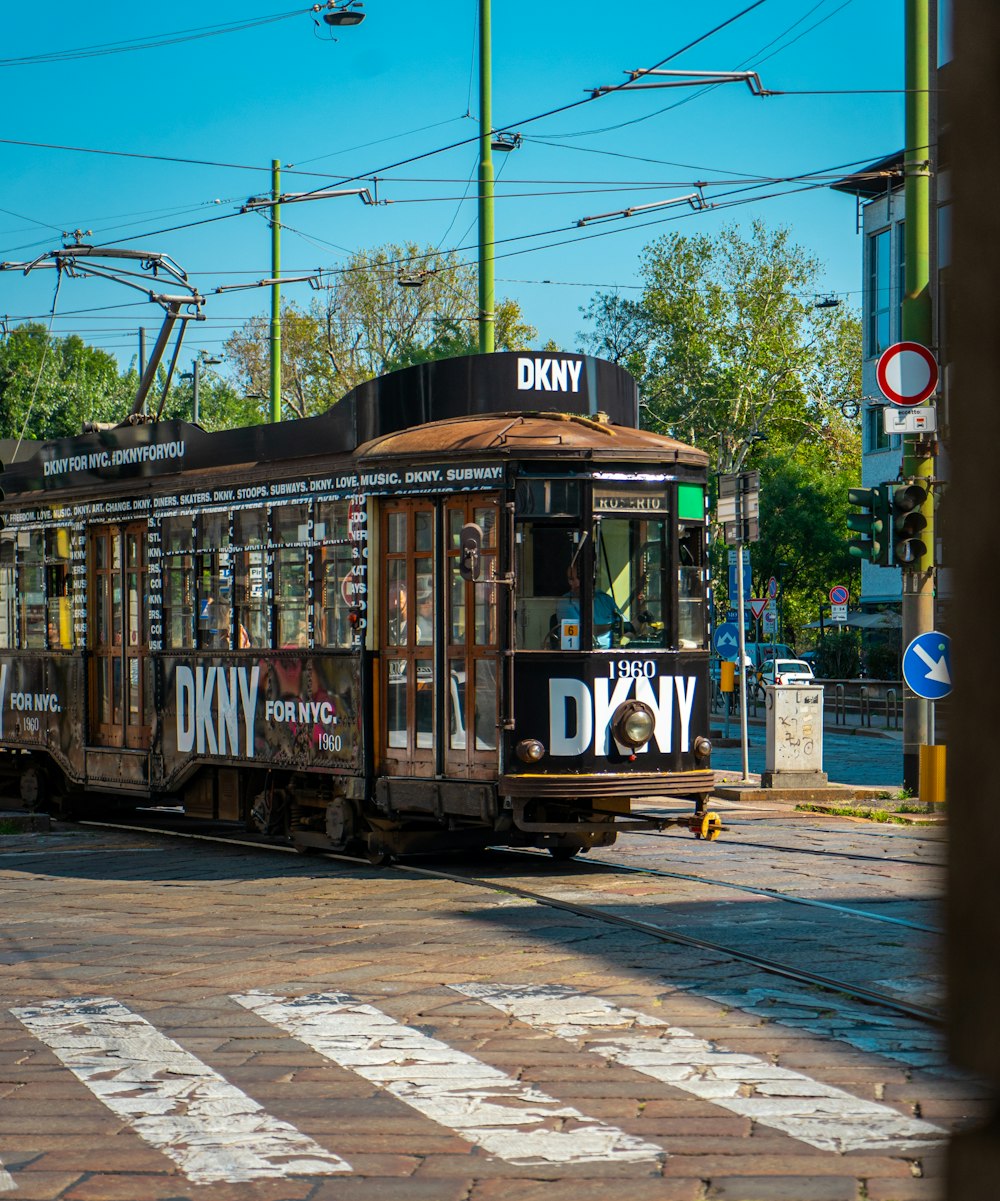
[756,658,816,692]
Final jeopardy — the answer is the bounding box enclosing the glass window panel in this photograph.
[198,511,231,550]
[415,561,434,645]
[415,658,434,749]
[235,507,266,546]
[162,516,193,554]
[448,657,466,750]
[386,559,408,646]
[677,524,707,649]
[474,558,497,646]
[164,557,195,648]
[388,511,406,554]
[316,545,355,648]
[514,479,580,517]
[514,523,580,650]
[474,507,497,547]
[0,537,16,647]
[387,658,408,749]
[127,572,142,647]
[234,549,265,648]
[414,511,433,553]
[278,606,309,646]
[316,500,349,543]
[474,659,498,751]
[272,503,310,544]
[594,518,667,649]
[449,570,465,645]
[275,545,309,646]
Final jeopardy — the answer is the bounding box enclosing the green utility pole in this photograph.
[901,0,935,791]
[270,159,282,423]
[477,0,495,354]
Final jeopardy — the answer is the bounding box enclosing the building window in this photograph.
[868,228,891,357]
[865,405,891,452]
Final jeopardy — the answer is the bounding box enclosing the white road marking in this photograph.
[452,983,946,1154]
[11,997,351,1184]
[233,990,661,1165]
[0,1164,14,1193]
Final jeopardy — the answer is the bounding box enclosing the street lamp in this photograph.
[180,355,222,424]
[318,1,366,26]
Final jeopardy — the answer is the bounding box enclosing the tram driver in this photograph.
[551,559,624,649]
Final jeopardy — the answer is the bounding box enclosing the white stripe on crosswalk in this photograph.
[451,983,946,1154]
[11,997,351,1184]
[232,990,662,1165]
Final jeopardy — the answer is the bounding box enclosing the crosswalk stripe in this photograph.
[232,989,662,1165]
[451,983,947,1154]
[11,997,351,1184]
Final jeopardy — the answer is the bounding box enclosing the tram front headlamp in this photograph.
[516,738,546,764]
[694,735,713,761]
[612,700,655,749]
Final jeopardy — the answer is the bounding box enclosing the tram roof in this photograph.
[354,411,708,466]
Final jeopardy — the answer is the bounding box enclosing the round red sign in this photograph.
[829,585,849,605]
[875,342,939,407]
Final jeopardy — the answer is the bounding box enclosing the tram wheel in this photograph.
[548,844,582,861]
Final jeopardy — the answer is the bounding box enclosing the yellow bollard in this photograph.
[720,661,735,692]
[919,744,947,806]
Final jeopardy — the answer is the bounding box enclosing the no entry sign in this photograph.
[876,342,939,407]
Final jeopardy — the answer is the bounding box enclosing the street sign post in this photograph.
[876,341,939,407]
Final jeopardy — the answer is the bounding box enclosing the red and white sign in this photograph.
[876,342,939,407]
[829,585,849,605]
[749,598,767,621]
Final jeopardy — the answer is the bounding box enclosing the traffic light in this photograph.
[847,485,891,564]
[891,481,929,565]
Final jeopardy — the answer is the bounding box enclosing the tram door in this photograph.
[380,496,500,778]
[88,523,151,749]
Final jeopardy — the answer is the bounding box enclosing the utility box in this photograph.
[763,685,827,789]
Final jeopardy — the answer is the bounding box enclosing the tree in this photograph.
[224,242,537,419]
[579,220,862,476]
[0,324,134,441]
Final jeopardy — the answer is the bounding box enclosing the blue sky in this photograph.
[1,1,905,376]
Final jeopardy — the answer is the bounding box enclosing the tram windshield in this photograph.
[514,479,707,651]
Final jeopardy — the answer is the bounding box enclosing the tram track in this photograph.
[75,815,943,1028]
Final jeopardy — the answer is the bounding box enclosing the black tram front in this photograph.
[0,351,715,859]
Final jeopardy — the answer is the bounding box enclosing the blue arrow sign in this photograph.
[903,631,952,700]
[713,622,740,661]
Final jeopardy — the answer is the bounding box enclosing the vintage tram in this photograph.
[0,351,715,858]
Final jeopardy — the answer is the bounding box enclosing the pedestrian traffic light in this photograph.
[847,485,890,564]
[891,481,929,565]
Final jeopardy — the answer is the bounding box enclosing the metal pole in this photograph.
[477,0,495,354]
[192,359,200,424]
[270,159,282,423]
[901,0,935,790]
[138,327,146,378]
[734,484,751,783]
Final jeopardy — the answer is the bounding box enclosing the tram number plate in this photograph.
[608,659,657,679]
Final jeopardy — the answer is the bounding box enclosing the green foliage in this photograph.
[813,629,861,679]
[224,242,537,419]
[0,324,134,440]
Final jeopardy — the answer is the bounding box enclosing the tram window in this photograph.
[162,515,194,554]
[595,518,667,649]
[514,524,580,649]
[235,507,265,547]
[45,528,74,649]
[314,501,353,649]
[164,559,195,648]
[198,511,231,550]
[18,531,46,649]
[197,550,235,649]
[0,535,14,648]
[515,479,580,517]
[677,523,707,649]
[273,503,310,544]
[275,547,309,646]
